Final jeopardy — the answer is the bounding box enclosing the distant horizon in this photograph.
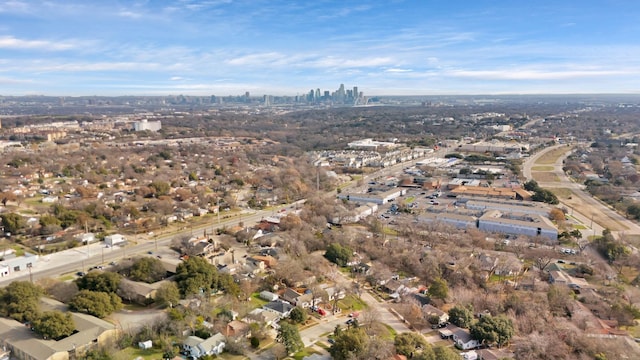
[2,92,640,98]
[1,1,639,95]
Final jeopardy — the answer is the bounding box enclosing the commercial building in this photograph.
[478,210,558,241]
[133,119,162,132]
[0,251,37,277]
[0,298,119,360]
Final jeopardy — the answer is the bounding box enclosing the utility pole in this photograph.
[101,246,104,264]
[27,263,33,283]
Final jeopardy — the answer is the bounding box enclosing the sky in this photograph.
[0,0,639,96]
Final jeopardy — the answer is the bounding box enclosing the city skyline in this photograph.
[1,1,639,96]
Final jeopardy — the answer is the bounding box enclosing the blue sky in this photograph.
[0,0,639,96]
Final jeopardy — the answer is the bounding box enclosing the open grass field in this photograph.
[535,146,571,165]
[531,165,555,171]
[551,188,627,231]
[532,172,559,182]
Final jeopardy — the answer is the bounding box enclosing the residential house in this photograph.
[280,288,317,308]
[259,291,279,302]
[225,320,250,338]
[453,328,480,350]
[477,348,515,360]
[322,285,346,302]
[249,255,278,269]
[182,333,225,359]
[263,301,294,320]
[422,304,449,325]
[244,308,280,329]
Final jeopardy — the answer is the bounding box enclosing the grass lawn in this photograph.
[117,347,165,360]
[338,295,368,311]
[383,227,398,236]
[58,274,75,282]
[531,172,559,182]
[382,324,397,340]
[573,224,588,230]
[293,347,321,360]
[218,353,249,360]
[249,292,269,309]
[536,146,571,165]
[404,196,416,204]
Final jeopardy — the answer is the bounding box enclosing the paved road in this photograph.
[522,143,640,238]
[0,208,276,287]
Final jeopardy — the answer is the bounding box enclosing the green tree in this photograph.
[394,332,428,357]
[75,271,121,293]
[324,243,353,267]
[0,281,43,322]
[523,180,540,192]
[32,311,75,340]
[84,348,113,360]
[155,282,180,308]
[276,322,304,355]
[68,290,123,318]
[448,304,474,328]
[39,214,62,227]
[329,327,368,360]
[433,346,460,360]
[175,256,218,296]
[427,278,449,301]
[129,257,166,283]
[288,306,307,324]
[470,315,514,347]
[1,212,25,234]
[149,181,170,196]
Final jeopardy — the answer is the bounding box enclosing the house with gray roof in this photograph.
[182,332,225,359]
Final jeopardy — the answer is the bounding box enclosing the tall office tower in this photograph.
[353,86,358,99]
[245,92,250,102]
[263,95,271,106]
[316,89,321,100]
[347,90,353,99]
[338,84,345,101]
[309,89,315,102]
[324,91,330,99]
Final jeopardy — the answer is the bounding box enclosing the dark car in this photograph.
[76,271,86,277]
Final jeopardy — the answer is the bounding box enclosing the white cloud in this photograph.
[0,36,77,51]
[0,1,30,13]
[385,68,413,73]
[447,68,630,80]
[118,10,143,19]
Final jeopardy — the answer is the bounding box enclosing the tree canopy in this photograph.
[324,243,353,267]
[427,278,449,300]
[329,327,368,360]
[0,281,43,322]
[68,290,123,318]
[128,257,166,283]
[32,311,75,340]
[154,282,180,308]
[76,271,121,293]
[470,314,514,347]
[276,321,304,355]
[448,304,474,328]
